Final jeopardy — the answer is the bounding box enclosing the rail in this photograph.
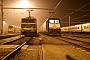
[56,37,90,52]
[2,36,24,44]
[2,37,33,60]
[0,34,19,39]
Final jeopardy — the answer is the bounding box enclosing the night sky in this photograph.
[2,0,90,32]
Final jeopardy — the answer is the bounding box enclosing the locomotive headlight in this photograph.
[20,35,25,37]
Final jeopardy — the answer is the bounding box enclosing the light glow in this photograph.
[3,21,6,24]
[15,0,33,8]
[20,0,29,8]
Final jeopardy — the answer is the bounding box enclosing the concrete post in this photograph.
[0,0,3,35]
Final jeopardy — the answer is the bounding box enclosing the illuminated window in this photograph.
[55,20,59,23]
[49,20,54,23]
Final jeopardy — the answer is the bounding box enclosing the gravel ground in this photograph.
[0,48,14,59]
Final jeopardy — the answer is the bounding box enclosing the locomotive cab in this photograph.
[46,18,61,36]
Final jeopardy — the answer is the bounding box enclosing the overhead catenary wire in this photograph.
[70,0,86,9]
[50,0,62,17]
[60,3,90,20]
[72,13,90,20]
[60,0,88,20]
[53,0,62,12]
[65,0,89,22]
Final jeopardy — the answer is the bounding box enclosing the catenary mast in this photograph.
[0,0,3,35]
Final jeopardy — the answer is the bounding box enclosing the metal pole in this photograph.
[69,16,71,34]
[69,16,70,26]
[29,11,30,17]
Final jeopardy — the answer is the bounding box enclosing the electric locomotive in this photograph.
[21,16,37,37]
[47,18,61,35]
[39,18,61,36]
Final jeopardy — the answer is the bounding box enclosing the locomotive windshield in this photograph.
[22,19,35,23]
[49,20,59,23]
[8,26,13,28]
[49,20,54,23]
[55,20,59,23]
[21,24,36,28]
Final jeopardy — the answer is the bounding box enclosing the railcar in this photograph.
[61,22,90,34]
[82,23,90,33]
[61,26,70,32]
[69,24,82,32]
[39,18,61,36]
[8,25,21,34]
[21,17,38,37]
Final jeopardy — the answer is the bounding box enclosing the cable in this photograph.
[72,13,90,20]
[60,3,90,20]
[67,0,89,20]
[53,0,62,12]
[66,0,86,17]
[71,0,86,9]
[50,0,62,17]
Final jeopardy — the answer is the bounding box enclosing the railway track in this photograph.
[0,34,19,39]
[5,37,31,45]
[66,35,90,39]
[61,36,90,44]
[0,35,24,45]
[56,36,90,52]
[11,45,42,60]
[0,37,32,60]
[62,33,90,39]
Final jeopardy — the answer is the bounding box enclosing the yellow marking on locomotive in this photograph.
[39,38,42,40]
[23,28,36,31]
[31,27,36,31]
[23,28,31,30]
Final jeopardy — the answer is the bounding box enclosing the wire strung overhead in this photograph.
[49,0,62,17]
[72,13,90,20]
[53,0,62,12]
[60,3,90,20]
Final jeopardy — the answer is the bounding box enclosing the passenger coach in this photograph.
[61,22,90,34]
